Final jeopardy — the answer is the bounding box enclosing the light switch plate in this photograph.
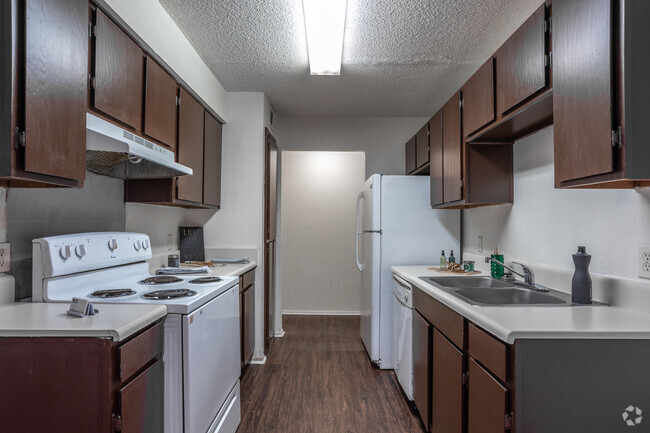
[639,247,650,279]
[0,243,10,273]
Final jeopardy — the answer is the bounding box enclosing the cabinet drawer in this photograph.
[414,287,464,349]
[241,268,255,290]
[468,323,507,382]
[119,321,163,383]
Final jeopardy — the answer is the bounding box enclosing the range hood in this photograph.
[85,113,193,179]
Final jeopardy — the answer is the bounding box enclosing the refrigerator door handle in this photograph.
[355,191,365,272]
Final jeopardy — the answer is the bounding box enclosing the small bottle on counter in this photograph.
[572,246,592,304]
[449,250,456,264]
[168,254,180,268]
[440,250,446,270]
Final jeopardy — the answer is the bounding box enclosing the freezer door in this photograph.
[183,285,240,433]
[359,231,381,363]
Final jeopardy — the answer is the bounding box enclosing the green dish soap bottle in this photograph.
[440,250,446,270]
[449,250,456,264]
[490,246,504,279]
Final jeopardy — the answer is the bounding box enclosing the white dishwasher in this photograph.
[392,274,413,400]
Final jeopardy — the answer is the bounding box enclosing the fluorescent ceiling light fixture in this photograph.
[302,0,348,75]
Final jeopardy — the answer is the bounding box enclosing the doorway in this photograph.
[279,151,365,315]
[264,128,278,356]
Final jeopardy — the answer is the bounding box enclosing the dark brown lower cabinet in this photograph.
[0,321,164,433]
[468,358,509,433]
[432,329,464,433]
[413,310,432,430]
[240,267,256,370]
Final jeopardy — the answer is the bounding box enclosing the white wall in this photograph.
[100,0,228,120]
[280,151,365,314]
[201,92,269,358]
[275,117,427,176]
[463,126,650,281]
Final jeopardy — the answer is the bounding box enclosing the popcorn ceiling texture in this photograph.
[159,0,545,116]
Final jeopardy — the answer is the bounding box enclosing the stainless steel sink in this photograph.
[453,288,568,306]
[419,275,572,306]
[423,276,513,289]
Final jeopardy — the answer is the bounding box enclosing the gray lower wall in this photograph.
[7,172,125,299]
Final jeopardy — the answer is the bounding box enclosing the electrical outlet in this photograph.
[0,243,10,273]
[167,234,173,251]
[639,247,650,279]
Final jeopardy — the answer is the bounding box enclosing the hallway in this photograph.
[237,315,426,433]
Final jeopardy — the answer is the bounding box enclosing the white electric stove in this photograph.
[32,232,241,433]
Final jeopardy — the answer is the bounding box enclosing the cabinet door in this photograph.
[553,0,613,183]
[144,57,178,149]
[495,4,547,115]
[467,358,508,433]
[24,0,87,181]
[432,329,464,433]
[442,92,463,203]
[243,283,255,365]
[176,88,204,204]
[120,358,164,433]
[462,58,495,136]
[416,123,429,169]
[429,110,443,207]
[203,112,222,208]
[405,137,416,174]
[93,9,143,129]
[413,311,432,431]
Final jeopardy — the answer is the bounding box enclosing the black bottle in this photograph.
[572,246,592,304]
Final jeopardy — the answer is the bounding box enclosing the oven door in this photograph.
[183,285,240,433]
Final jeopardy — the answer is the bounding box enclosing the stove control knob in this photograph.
[75,244,86,259]
[59,245,71,261]
[108,239,118,252]
[133,240,141,251]
[142,239,150,251]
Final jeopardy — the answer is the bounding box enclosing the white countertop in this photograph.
[392,265,650,344]
[0,303,167,341]
[207,261,257,277]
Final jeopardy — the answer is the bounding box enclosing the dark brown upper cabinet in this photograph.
[176,88,205,204]
[92,8,144,130]
[144,57,178,150]
[203,112,222,208]
[462,58,495,137]
[125,88,222,210]
[495,4,548,116]
[553,0,650,188]
[429,110,443,207]
[0,0,87,187]
[416,123,430,169]
[442,92,463,204]
[405,137,417,174]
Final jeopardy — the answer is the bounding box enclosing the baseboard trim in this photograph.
[282,310,361,316]
[249,355,267,365]
[274,329,285,338]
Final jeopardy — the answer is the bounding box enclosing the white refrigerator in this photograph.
[355,174,460,369]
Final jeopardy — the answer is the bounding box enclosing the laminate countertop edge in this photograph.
[392,265,650,344]
[0,303,167,341]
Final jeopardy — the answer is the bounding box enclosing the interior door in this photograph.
[24,0,87,181]
[264,128,278,355]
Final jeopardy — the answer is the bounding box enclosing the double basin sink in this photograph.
[419,276,572,307]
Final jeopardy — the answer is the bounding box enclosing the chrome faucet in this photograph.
[484,257,549,292]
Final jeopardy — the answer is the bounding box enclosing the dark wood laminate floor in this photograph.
[237,315,426,433]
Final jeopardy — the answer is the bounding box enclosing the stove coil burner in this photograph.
[139,276,183,285]
[142,289,198,300]
[188,277,223,284]
[89,288,137,298]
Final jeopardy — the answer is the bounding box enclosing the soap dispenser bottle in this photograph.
[449,250,456,264]
[440,250,446,270]
[572,246,592,304]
